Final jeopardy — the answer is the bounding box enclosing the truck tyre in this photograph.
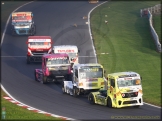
[34,71,38,81]
[62,82,66,94]
[73,86,78,97]
[107,97,112,108]
[27,56,30,64]
[88,93,95,104]
[42,75,47,84]
[34,25,36,34]
[12,30,16,36]
[30,25,35,35]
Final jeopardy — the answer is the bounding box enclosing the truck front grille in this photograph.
[123,100,137,104]
[32,51,48,56]
[86,83,98,87]
[19,30,26,33]
[50,70,69,76]
[122,92,138,98]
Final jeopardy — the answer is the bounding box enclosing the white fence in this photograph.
[140,4,161,52]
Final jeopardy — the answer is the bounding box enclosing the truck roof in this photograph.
[53,45,78,53]
[28,36,52,42]
[53,45,78,50]
[74,63,103,68]
[108,71,140,78]
[43,53,68,58]
[28,36,52,39]
[12,12,32,16]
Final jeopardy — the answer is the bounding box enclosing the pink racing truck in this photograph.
[34,53,72,84]
[26,36,53,64]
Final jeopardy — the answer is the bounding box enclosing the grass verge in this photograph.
[90,1,161,106]
[1,89,61,120]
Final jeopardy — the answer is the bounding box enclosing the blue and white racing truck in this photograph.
[11,12,36,35]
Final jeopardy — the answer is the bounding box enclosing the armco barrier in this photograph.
[148,10,161,52]
[140,4,161,53]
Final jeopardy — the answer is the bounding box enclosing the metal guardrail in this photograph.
[140,4,161,53]
[148,10,161,52]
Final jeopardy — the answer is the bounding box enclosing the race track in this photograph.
[1,1,161,120]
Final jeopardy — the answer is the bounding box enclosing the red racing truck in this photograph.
[26,36,53,64]
[34,53,72,84]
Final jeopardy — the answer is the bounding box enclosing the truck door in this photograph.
[42,58,46,75]
[74,69,78,84]
[109,79,116,103]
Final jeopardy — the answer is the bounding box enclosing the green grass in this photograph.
[1,89,62,120]
[90,1,161,106]
[153,15,161,43]
[1,2,63,120]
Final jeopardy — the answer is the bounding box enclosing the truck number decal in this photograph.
[57,50,74,53]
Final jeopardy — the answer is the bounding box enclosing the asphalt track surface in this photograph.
[1,1,161,120]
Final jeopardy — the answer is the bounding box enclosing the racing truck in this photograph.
[53,45,80,68]
[11,12,36,35]
[34,53,72,84]
[62,63,105,96]
[88,71,143,108]
[26,36,53,64]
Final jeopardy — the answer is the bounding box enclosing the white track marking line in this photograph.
[88,1,108,63]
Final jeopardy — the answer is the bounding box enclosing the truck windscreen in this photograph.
[13,16,30,20]
[79,67,103,79]
[117,79,141,87]
[47,57,69,65]
[29,42,50,46]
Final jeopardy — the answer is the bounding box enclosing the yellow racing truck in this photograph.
[88,71,143,108]
[62,63,105,96]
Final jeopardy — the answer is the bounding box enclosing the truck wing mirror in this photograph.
[51,41,53,44]
[78,50,80,53]
[26,41,28,44]
[104,70,106,74]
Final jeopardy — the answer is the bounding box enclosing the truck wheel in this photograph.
[88,93,95,104]
[12,30,16,36]
[34,25,36,34]
[73,86,78,97]
[42,75,47,84]
[26,56,30,64]
[62,82,66,94]
[34,71,38,81]
[68,74,72,81]
[107,97,112,108]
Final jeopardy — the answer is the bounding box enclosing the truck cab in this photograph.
[62,63,105,96]
[26,36,53,64]
[88,71,143,108]
[34,53,72,84]
[53,45,80,67]
[11,12,36,35]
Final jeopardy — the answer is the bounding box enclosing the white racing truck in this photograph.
[11,12,36,35]
[62,63,105,97]
[53,45,79,68]
[26,36,53,64]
